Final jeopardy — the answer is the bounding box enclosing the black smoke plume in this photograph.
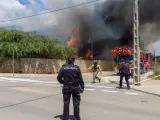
[57,0,160,59]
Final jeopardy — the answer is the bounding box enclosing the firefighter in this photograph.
[57,56,84,120]
[118,61,130,90]
[88,60,102,83]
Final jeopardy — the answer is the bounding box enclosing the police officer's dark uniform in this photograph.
[140,60,144,74]
[62,62,68,67]
[62,59,68,67]
[57,56,84,120]
[119,61,130,89]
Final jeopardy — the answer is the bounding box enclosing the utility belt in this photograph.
[63,82,81,94]
[63,82,79,88]
[120,72,130,75]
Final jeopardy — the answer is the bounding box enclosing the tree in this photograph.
[0,29,75,60]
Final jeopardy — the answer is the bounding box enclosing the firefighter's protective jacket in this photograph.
[88,64,102,71]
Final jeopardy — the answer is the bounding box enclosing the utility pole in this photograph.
[133,0,141,85]
[154,50,157,69]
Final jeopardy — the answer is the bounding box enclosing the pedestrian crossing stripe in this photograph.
[96,86,114,89]
[124,92,142,95]
[102,90,118,93]
[0,77,57,84]
[85,89,96,91]
[85,85,114,89]
[0,77,143,96]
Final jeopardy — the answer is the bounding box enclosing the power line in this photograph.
[0,0,100,23]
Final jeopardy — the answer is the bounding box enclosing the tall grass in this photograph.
[149,64,160,80]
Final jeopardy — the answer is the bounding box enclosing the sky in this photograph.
[0,0,97,43]
[0,0,159,55]
[0,0,95,31]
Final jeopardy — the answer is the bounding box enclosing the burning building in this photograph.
[66,27,93,60]
[67,28,78,48]
[62,0,160,60]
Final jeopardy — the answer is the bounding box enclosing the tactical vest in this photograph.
[122,64,129,74]
[93,64,98,70]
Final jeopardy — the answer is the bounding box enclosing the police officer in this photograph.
[118,61,130,90]
[62,60,68,67]
[57,56,84,120]
[140,59,144,74]
[88,60,102,83]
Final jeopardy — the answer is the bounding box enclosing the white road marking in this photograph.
[0,80,18,83]
[85,85,95,87]
[0,78,116,90]
[29,83,60,87]
[96,86,114,89]
[0,77,145,96]
[101,77,110,83]
[85,85,114,89]
[85,89,96,91]
[47,84,60,87]
[101,77,110,79]
[125,92,142,96]
[102,90,118,93]
[0,77,58,84]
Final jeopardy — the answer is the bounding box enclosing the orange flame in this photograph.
[67,28,78,48]
[67,36,75,47]
[85,49,91,60]
[67,28,91,60]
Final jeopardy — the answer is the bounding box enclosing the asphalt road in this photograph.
[0,73,159,120]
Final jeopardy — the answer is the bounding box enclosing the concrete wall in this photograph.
[0,58,113,74]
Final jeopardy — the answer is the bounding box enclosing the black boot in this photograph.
[127,87,130,90]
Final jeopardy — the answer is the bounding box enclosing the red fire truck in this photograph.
[111,46,150,74]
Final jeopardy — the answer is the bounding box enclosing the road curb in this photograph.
[108,80,160,97]
[131,88,160,97]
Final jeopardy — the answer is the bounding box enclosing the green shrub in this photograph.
[0,29,75,60]
[149,64,160,80]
